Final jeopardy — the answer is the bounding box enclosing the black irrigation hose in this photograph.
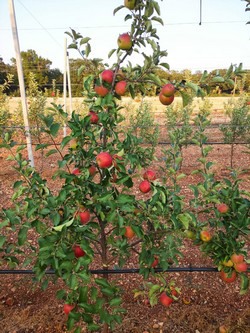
[0,266,220,275]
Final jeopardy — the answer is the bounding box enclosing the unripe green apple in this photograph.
[124,0,136,10]
[117,33,132,50]
[115,81,127,96]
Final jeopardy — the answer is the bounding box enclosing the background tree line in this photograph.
[0,49,249,97]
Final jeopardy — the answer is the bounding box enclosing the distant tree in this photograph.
[11,49,52,86]
[46,68,63,93]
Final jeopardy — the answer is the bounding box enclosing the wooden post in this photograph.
[63,38,67,137]
[8,0,34,167]
[66,54,73,117]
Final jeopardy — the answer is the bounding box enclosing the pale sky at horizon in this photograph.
[0,0,250,73]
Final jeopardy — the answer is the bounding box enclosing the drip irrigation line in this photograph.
[0,266,220,275]
[1,141,249,147]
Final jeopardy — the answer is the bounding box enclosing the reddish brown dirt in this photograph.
[0,130,250,333]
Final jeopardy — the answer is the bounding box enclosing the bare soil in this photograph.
[0,105,250,333]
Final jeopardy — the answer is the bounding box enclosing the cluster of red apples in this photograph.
[159,83,175,106]
[94,30,133,98]
[71,150,158,257]
[220,253,248,283]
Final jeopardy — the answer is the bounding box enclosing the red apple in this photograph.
[234,261,248,273]
[73,245,85,258]
[124,226,135,239]
[72,168,81,176]
[219,270,237,283]
[96,152,113,169]
[51,91,55,97]
[124,0,136,10]
[231,253,244,264]
[115,81,127,96]
[94,85,109,97]
[88,111,99,124]
[79,210,91,224]
[161,83,175,97]
[117,33,132,50]
[200,230,212,242]
[151,256,159,268]
[170,286,180,298]
[159,92,174,106]
[63,304,74,315]
[139,180,151,193]
[143,169,157,181]
[101,69,114,84]
[159,292,173,307]
[217,203,229,214]
[89,165,97,176]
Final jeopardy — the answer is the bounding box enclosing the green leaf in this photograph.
[152,1,161,15]
[50,123,60,137]
[179,90,193,107]
[159,62,170,70]
[85,43,91,57]
[151,16,164,25]
[46,149,58,157]
[79,286,88,303]
[0,235,6,247]
[95,278,110,288]
[53,217,74,231]
[68,43,78,49]
[113,5,124,15]
[108,49,116,59]
[18,226,28,245]
[80,37,91,45]
[109,297,122,307]
[239,273,249,295]
[212,76,225,83]
[87,323,100,332]
[61,136,71,149]
[13,180,23,189]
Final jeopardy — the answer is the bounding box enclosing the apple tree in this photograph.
[0,1,249,333]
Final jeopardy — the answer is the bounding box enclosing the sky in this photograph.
[0,0,250,73]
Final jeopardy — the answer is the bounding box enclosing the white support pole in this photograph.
[8,0,34,167]
[66,54,73,117]
[63,38,67,137]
